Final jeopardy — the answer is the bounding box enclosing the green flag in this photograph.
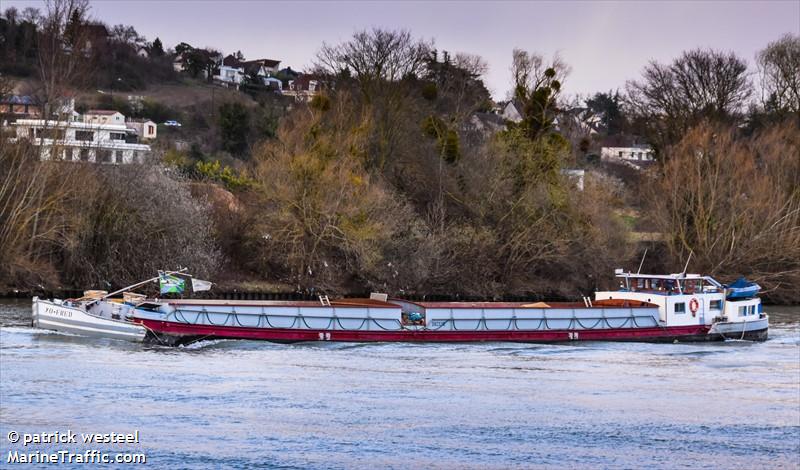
[159,272,185,295]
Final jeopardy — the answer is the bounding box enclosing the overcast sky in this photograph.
[6,0,800,99]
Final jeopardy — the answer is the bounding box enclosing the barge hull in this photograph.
[137,318,714,345]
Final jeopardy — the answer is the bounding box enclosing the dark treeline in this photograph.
[1,2,798,302]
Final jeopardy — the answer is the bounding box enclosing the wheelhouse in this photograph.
[614,270,724,296]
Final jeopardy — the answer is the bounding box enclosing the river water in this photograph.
[0,299,798,469]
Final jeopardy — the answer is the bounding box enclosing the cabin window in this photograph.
[710,300,722,310]
[75,130,94,141]
[749,305,756,316]
[738,306,747,317]
[35,128,65,139]
[674,302,686,314]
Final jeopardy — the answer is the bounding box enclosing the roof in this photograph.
[243,58,280,68]
[83,23,109,37]
[614,271,722,285]
[1,95,38,105]
[85,110,123,116]
[222,55,243,68]
[290,74,324,91]
[14,118,130,131]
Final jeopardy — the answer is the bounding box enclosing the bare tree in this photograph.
[315,28,431,97]
[642,121,800,302]
[626,48,752,152]
[757,34,800,115]
[36,0,91,113]
[109,23,146,48]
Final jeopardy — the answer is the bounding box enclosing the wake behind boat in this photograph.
[30,267,768,345]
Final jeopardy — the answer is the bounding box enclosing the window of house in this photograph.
[97,149,112,163]
[618,151,623,158]
[147,125,154,135]
[79,148,90,161]
[110,132,126,141]
[75,130,94,141]
[710,300,722,310]
[674,302,686,314]
[115,151,124,163]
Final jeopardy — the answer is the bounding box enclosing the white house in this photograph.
[601,145,655,165]
[501,100,524,123]
[13,119,151,164]
[126,119,158,140]
[283,75,324,101]
[213,65,244,87]
[84,109,126,125]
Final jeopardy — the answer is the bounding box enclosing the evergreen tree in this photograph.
[218,102,250,156]
[150,37,164,57]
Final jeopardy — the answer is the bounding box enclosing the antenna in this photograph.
[637,248,648,274]
[681,249,694,276]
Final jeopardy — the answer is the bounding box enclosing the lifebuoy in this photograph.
[689,298,700,316]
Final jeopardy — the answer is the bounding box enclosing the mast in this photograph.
[637,248,648,275]
[681,250,694,276]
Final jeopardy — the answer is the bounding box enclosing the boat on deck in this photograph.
[32,292,147,342]
[31,269,768,345]
[725,277,761,300]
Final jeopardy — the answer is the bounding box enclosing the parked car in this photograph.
[164,120,182,127]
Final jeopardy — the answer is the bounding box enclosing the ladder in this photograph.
[319,295,331,306]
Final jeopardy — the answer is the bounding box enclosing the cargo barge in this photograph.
[31,269,768,345]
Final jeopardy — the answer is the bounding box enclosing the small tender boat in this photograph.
[31,270,188,343]
[725,277,761,300]
[31,269,768,344]
[32,293,147,342]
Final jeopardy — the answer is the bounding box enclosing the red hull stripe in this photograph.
[136,319,711,342]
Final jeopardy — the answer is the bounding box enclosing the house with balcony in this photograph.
[13,118,151,164]
[283,74,324,101]
[600,144,655,167]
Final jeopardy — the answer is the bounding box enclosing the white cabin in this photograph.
[595,271,763,328]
